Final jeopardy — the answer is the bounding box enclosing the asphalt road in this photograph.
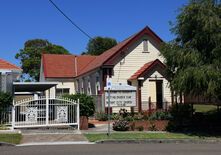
[1,144,221,155]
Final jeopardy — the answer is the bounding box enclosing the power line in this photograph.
[48,0,93,40]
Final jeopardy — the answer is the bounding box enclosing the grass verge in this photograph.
[194,104,217,113]
[84,132,203,142]
[0,134,22,144]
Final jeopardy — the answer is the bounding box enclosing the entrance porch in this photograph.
[128,59,172,112]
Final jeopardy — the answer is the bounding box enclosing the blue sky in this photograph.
[0,0,188,66]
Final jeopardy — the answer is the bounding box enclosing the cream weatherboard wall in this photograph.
[111,36,164,84]
[110,35,171,112]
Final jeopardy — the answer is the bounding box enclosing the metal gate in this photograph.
[12,96,79,129]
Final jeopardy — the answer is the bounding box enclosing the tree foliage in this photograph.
[63,93,95,117]
[83,36,117,55]
[15,39,70,81]
[0,91,12,123]
[161,0,221,99]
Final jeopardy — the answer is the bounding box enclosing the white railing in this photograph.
[12,96,79,129]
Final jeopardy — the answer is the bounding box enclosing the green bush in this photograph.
[148,110,172,121]
[113,120,130,131]
[95,112,108,121]
[136,126,144,131]
[63,93,95,117]
[133,113,144,121]
[119,108,129,118]
[124,115,134,122]
[148,121,158,131]
[166,104,193,131]
[111,113,121,120]
[0,92,12,123]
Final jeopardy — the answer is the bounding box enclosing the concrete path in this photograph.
[20,133,88,144]
[18,127,90,146]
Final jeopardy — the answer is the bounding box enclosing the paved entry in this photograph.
[12,97,79,129]
[20,133,88,145]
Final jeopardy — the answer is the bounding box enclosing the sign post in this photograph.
[106,77,112,136]
[104,82,136,136]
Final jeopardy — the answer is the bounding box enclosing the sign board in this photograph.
[104,84,136,107]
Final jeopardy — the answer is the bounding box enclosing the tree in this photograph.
[15,39,70,81]
[160,0,221,100]
[83,36,117,55]
[0,91,12,123]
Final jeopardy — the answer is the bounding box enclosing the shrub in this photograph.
[119,108,129,118]
[136,126,144,131]
[113,120,130,131]
[148,121,158,131]
[63,93,95,117]
[166,104,193,131]
[123,115,134,122]
[0,92,12,123]
[148,110,172,121]
[133,113,144,121]
[95,112,108,121]
[111,113,121,120]
[141,111,149,120]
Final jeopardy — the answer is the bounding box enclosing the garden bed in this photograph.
[129,120,168,131]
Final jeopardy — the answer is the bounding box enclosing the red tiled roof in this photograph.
[42,54,96,78]
[42,26,163,78]
[78,26,163,76]
[0,58,22,71]
[77,36,134,76]
[76,55,97,76]
[129,59,166,80]
[43,54,76,78]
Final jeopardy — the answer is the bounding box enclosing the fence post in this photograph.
[46,90,49,126]
[148,97,152,114]
[77,99,80,130]
[12,104,15,130]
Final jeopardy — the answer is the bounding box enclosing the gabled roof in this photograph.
[0,58,22,71]
[42,54,96,78]
[129,59,166,80]
[78,26,163,76]
[42,26,163,78]
[42,54,76,78]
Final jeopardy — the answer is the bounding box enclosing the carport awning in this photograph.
[13,82,59,92]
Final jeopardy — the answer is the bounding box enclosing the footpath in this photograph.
[1,121,221,146]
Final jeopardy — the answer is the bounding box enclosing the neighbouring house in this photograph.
[0,58,22,93]
[40,26,173,113]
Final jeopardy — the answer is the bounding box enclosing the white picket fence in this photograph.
[12,96,79,129]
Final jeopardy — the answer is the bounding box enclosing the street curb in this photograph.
[17,141,95,146]
[96,139,221,144]
[0,142,15,147]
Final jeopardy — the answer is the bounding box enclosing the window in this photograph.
[56,88,70,96]
[143,39,149,52]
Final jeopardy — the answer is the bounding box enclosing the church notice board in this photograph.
[104,84,137,107]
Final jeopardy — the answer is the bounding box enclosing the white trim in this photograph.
[13,82,59,85]
[138,77,144,80]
